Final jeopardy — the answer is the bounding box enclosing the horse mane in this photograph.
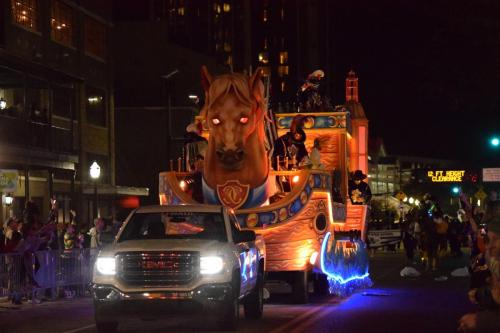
[201,72,266,119]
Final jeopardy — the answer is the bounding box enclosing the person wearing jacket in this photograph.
[459,201,500,332]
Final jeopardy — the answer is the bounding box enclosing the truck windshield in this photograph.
[118,212,227,242]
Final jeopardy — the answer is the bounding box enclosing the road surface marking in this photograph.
[268,305,324,333]
[268,297,340,333]
[62,324,95,333]
[270,297,345,333]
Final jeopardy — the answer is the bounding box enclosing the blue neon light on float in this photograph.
[320,232,372,295]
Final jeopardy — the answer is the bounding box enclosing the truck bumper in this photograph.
[93,283,233,321]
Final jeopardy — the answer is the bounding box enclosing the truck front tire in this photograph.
[244,268,264,319]
[217,292,239,331]
[217,271,240,330]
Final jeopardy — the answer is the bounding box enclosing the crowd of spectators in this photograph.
[0,199,122,304]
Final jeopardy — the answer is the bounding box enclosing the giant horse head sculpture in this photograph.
[200,66,269,209]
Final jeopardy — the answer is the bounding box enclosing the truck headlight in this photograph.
[96,257,116,275]
[200,256,224,275]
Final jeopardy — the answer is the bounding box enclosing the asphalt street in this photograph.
[0,250,474,333]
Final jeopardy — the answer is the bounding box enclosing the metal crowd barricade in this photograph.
[0,252,23,298]
[1,248,99,301]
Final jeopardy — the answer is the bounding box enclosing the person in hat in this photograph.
[296,69,332,112]
[184,122,208,172]
[459,201,500,332]
[348,170,372,205]
[272,115,309,171]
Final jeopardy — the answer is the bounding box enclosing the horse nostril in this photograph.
[216,149,225,160]
[235,149,244,160]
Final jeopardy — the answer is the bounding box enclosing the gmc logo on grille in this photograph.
[141,261,176,270]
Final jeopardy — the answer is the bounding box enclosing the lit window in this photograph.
[11,0,39,31]
[278,65,289,77]
[51,1,74,46]
[178,7,184,16]
[86,86,106,126]
[223,3,230,12]
[84,17,106,59]
[215,4,221,14]
[281,81,286,92]
[279,51,288,65]
[224,42,231,52]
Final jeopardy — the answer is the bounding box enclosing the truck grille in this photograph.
[117,251,199,287]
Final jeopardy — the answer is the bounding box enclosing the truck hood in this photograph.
[100,239,228,257]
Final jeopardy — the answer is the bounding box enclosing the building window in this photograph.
[53,85,74,118]
[86,86,106,126]
[11,0,39,31]
[26,76,49,123]
[278,65,289,77]
[279,51,288,65]
[51,1,74,47]
[84,17,106,59]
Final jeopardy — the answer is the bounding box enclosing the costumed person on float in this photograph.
[296,69,333,112]
[272,115,309,171]
[309,138,325,169]
[184,122,208,172]
[348,170,372,205]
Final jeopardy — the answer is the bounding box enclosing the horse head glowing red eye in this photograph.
[239,117,249,124]
[212,118,221,125]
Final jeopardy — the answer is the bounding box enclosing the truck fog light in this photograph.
[96,257,116,275]
[200,256,224,275]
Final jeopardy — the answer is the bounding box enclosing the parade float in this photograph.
[159,67,371,302]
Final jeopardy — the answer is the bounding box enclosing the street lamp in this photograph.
[408,197,415,204]
[90,161,101,219]
[4,193,13,219]
[0,98,6,110]
[5,193,13,206]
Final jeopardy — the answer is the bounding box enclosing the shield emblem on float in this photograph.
[216,180,250,210]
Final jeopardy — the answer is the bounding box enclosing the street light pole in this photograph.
[94,183,98,218]
[161,69,179,169]
[90,161,101,220]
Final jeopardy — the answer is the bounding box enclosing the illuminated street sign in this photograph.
[483,168,500,182]
[427,170,465,182]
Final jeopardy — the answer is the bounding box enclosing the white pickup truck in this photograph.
[92,205,266,332]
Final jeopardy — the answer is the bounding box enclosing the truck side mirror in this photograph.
[234,230,256,243]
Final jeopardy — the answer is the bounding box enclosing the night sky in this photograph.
[328,0,500,166]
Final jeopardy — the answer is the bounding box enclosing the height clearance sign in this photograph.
[427,170,465,182]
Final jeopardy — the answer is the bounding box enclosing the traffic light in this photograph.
[451,186,461,196]
[491,136,500,148]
